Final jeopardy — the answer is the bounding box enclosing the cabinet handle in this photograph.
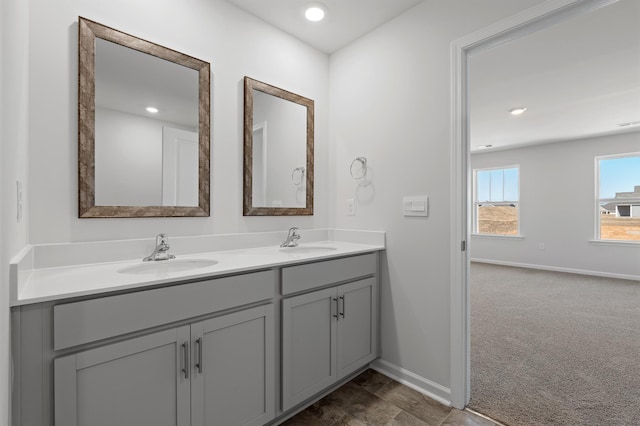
[332,297,339,320]
[195,338,203,374]
[339,295,345,318]
[181,341,189,379]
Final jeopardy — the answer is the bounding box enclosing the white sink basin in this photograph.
[118,259,218,275]
[279,246,337,254]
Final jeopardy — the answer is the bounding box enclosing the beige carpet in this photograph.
[468,263,640,425]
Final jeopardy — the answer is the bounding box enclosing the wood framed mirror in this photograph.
[78,17,210,218]
[243,77,314,216]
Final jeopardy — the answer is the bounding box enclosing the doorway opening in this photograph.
[450,0,627,411]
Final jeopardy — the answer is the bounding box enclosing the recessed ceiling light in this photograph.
[146,107,159,113]
[509,107,527,116]
[304,2,327,22]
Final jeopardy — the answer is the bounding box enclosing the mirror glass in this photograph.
[244,77,314,216]
[78,17,210,218]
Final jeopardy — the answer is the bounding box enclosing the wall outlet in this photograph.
[347,198,355,216]
[539,243,545,250]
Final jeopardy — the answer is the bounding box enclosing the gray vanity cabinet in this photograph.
[12,253,381,426]
[335,278,377,379]
[282,287,337,410]
[281,254,378,412]
[54,326,192,426]
[54,304,274,426]
[191,305,275,426]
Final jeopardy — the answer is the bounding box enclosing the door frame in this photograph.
[448,0,619,409]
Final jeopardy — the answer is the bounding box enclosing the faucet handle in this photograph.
[143,233,174,261]
[281,227,301,247]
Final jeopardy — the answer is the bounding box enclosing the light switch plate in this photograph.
[403,195,428,217]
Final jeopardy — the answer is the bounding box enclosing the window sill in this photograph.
[471,234,524,240]
[589,239,640,247]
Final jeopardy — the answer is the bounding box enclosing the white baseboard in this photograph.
[370,359,451,407]
[471,258,640,282]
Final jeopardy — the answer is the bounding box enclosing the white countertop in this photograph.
[13,240,384,306]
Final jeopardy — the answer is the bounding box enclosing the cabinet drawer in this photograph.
[281,253,377,295]
[53,270,276,350]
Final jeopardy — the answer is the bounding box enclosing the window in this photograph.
[596,153,640,241]
[473,166,519,235]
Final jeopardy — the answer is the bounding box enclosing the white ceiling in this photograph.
[469,0,640,151]
[95,39,200,128]
[225,0,639,152]
[96,1,639,152]
[224,0,424,54]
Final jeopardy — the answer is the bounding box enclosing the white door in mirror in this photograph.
[162,127,199,207]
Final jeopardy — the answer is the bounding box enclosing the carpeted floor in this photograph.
[468,263,640,425]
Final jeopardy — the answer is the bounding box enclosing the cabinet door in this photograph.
[282,287,337,411]
[337,278,377,379]
[54,326,191,426]
[191,305,275,426]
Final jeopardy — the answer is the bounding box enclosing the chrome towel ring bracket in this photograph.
[350,157,367,180]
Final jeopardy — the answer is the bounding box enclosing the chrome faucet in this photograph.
[280,227,301,247]
[143,234,176,261]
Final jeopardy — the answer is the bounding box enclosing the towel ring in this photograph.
[292,167,305,186]
[350,157,367,180]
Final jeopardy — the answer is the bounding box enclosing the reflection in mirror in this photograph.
[251,90,307,208]
[94,38,199,207]
[78,17,210,217]
[252,121,268,207]
[244,77,314,216]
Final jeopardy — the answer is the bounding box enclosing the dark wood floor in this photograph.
[282,369,500,426]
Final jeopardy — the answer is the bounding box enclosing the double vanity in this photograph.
[9,15,384,426]
[11,230,385,426]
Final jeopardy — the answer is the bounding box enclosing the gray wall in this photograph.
[27,0,330,244]
[471,131,640,279]
[3,0,330,422]
[0,0,6,421]
[329,0,546,393]
[7,0,607,418]
[3,0,30,424]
